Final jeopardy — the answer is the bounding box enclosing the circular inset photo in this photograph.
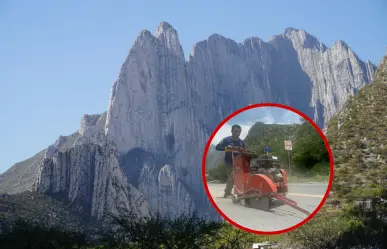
[202,103,334,235]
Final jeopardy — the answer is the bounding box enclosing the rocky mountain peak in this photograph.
[207,33,227,41]
[333,40,349,49]
[330,40,352,57]
[54,135,67,148]
[242,36,264,46]
[155,21,177,36]
[189,33,235,59]
[0,22,377,223]
[155,21,184,57]
[80,114,103,134]
[136,29,154,41]
[284,27,299,34]
[284,27,327,51]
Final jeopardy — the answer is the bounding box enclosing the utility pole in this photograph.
[285,140,292,176]
[288,150,291,175]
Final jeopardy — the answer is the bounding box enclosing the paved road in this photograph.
[207,182,329,232]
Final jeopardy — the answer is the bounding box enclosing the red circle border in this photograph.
[201,103,335,235]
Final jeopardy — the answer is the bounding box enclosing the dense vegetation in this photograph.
[326,54,387,202]
[2,202,387,249]
[207,120,330,182]
[0,208,279,249]
[281,199,387,249]
[0,191,91,234]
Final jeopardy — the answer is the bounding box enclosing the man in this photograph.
[215,124,246,198]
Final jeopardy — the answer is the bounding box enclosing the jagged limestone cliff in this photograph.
[34,141,151,220]
[0,22,376,221]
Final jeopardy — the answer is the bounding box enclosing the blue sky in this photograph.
[0,0,386,173]
[210,107,301,145]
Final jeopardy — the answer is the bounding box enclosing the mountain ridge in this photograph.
[0,22,377,222]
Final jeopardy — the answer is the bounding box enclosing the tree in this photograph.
[99,210,223,249]
[0,217,87,249]
[281,215,361,249]
[292,121,329,172]
[207,162,228,183]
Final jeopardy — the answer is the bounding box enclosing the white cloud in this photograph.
[209,107,302,145]
[279,110,301,124]
[262,114,275,124]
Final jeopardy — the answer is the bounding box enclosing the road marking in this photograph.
[287,193,324,198]
[214,192,324,198]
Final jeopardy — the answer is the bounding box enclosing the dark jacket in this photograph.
[215,136,246,165]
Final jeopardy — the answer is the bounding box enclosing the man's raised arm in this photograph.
[215,138,227,151]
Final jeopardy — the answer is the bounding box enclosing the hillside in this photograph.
[0,191,92,234]
[0,132,79,195]
[326,53,387,201]
[278,54,387,249]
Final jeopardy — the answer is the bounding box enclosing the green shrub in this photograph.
[282,215,363,249]
[0,218,87,249]
[309,162,330,176]
[207,163,227,182]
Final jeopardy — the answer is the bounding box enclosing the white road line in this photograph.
[213,191,324,198]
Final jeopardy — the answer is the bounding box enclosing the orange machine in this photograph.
[229,148,311,215]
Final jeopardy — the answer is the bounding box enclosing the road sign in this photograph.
[285,140,292,151]
[264,146,270,153]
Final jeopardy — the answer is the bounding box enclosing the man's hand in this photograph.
[227,146,244,151]
[226,145,245,151]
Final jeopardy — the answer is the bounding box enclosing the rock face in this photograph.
[74,113,107,146]
[189,28,375,131]
[0,22,377,222]
[102,22,376,218]
[104,22,214,218]
[34,141,151,220]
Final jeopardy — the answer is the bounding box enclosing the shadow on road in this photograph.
[270,199,285,208]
